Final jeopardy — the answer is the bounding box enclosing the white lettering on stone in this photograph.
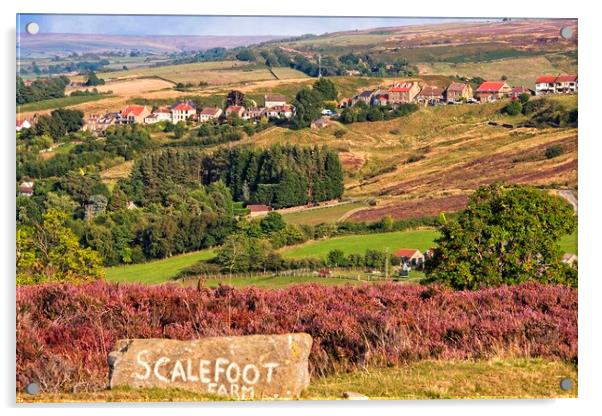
[135,350,151,380]
[241,385,255,400]
[226,362,241,384]
[207,383,217,394]
[263,362,279,383]
[214,358,228,382]
[171,359,187,382]
[153,357,170,383]
[199,359,211,383]
[217,384,229,396]
[242,364,260,385]
[186,358,199,382]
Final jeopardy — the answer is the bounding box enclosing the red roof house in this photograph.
[246,204,271,217]
[394,248,425,266]
[535,74,578,95]
[475,81,511,102]
[117,105,151,124]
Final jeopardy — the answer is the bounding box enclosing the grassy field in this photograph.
[282,230,439,259]
[17,358,576,402]
[280,201,369,225]
[105,249,215,284]
[417,55,577,88]
[17,94,113,112]
[182,275,367,289]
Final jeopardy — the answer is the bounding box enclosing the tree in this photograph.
[313,78,338,101]
[426,184,577,289]
[85,71,105,86]
[260,212,286,234]
[291,88,322,129]
[501,100,522,116]
[518,93,531,104]
[16,209,104,285]
[236,48,256,61]
[173,121,186,139]
[327,249,347,267]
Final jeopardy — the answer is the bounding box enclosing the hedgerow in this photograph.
[16,281,577,392]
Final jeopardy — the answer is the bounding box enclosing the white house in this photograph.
[19,181,34,197]
[242,107,266,120]
[16,118,31,132]
[264,94,287,108]
[265,105,293,120]
[535,75,578,96]
[199,107,222,122]
[171,101,196,123]
[144,107,172,124]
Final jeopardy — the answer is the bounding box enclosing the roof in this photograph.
[19,182,34,193]
[172,102,196,111]
[476,81,508,92]
[268,105,292,112]
[200,107,221,115]
[394,248,421,258]
[358,90,374,98]
[535,75,558,84]
[120,105,147,117]
[418,86,444,97]
[264,94,287,102]
[556,75,578,82]
[247,204,270,212]
[16,118,30,127]
[446,82,468,93]
[226,105,244,113]
[510,86,531,94]
[389,82,415,93]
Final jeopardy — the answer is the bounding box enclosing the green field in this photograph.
[18,94,113,112]
[183,275,366,289]
[105,249,215,284]
[282,229,439,259]
[103,229,577,284]
[280,201,369,225]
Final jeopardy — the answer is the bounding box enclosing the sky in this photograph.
[16,14,489,37]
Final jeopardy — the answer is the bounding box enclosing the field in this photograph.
[99,160,135,185]
[17,358,576,402]
[103,228,577,285]
[104,249,215,284]
[282,230,439,259]
[417,55,577,88]
[280,201,369,225]
[17,94,113,112]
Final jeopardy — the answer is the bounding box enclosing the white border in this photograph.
[3,1,601,415]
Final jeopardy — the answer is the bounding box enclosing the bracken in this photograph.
[16,281,577,392]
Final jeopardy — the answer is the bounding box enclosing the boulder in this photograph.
[108,333,312,400]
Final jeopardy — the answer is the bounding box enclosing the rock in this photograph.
[108,333,312,400]
[342,391,369,400]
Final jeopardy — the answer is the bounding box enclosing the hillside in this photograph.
[242,95,577,221]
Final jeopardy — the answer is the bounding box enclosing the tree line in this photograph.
[16,75,70,104]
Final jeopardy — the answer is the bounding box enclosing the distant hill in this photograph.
[17,33,286,55]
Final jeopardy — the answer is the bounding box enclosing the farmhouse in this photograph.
[264,94,287,108]
[225,105,245,119]
[337,98,352,108]
[16,118,31,131]
[352,90,374,106]
[394,248,425,267]
[199,107,222,122]
[242,107,266,120]
[475,81,511,102]
[416,86,444,105]
[84,112,118,135]
[265,105,293,120]
[171,101,196,122]
[371,89,390,106]
[247,204,271,217]
[19,181,34,197]
[535,75,578,95]
[445,82,473,103]
[144,107,172,124]
[508,86,533,99]
[116,105,151,124]
[388,82,421,104]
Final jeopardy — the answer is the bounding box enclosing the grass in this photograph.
[104,249,215,284]
[282,230,439,259]
[17,358,576,402]
[17,94,112,112]
[184,275,367,289]
[280,201,369,225]
[559,229,578,255]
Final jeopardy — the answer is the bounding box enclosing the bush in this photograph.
[333,129,346,138]
[545,144,564,159]
[16,281,577,392]
[501,100,522,116]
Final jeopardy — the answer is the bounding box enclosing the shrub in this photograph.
[16,281,577,392]
[333,129,346,138]
[545,144,564,159]
[501,101,522,116]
